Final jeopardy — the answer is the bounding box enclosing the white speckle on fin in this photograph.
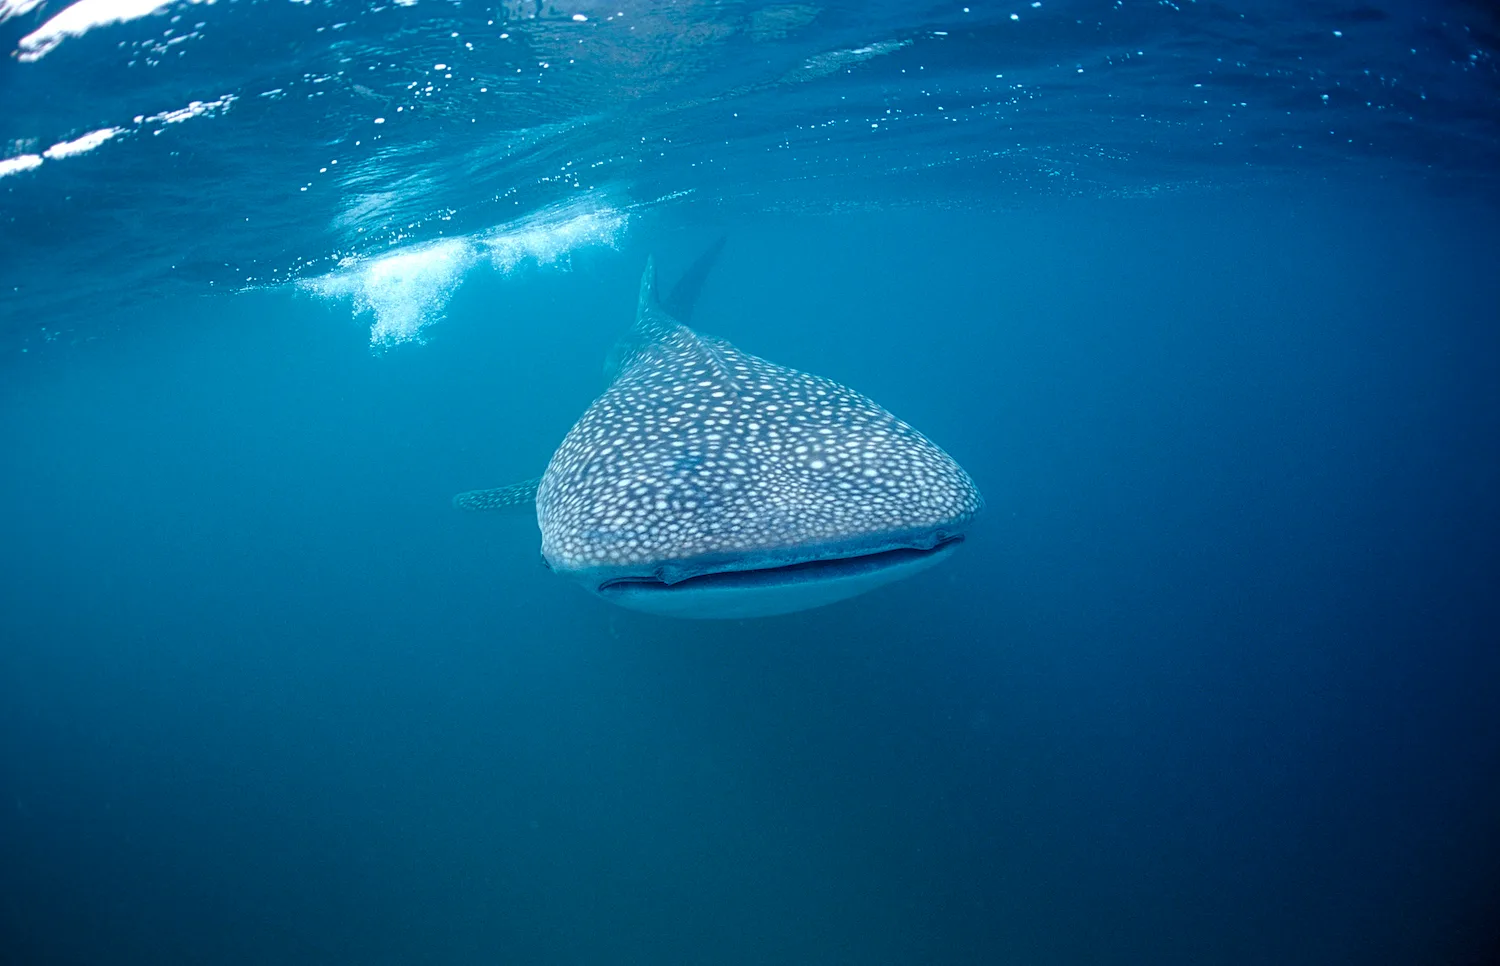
[452,477,542,512]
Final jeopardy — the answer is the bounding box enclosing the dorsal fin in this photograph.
[660,234,726,323]
[603,258,671,381]
[604,241,727,382]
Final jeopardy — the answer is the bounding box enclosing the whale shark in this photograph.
[454,250,982,619]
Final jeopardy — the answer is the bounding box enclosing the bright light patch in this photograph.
[43,126,125,159]
[0,154,44,178]
[302,201,628,348]
[795,40,910,82]
[0,0,46,22]
[480,205,627,272]
[304,239,475,347]
[137,94,235,126]
[16,0,184,62]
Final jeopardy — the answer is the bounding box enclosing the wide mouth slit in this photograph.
[596,535,964,595]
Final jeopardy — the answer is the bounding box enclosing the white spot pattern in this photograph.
[537,320,982,577]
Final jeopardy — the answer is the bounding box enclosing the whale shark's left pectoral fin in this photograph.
[452,477,542,512]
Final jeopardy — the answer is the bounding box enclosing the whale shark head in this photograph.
[525,258,982,619]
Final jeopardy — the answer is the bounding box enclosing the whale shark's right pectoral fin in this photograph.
[452,477,542,512]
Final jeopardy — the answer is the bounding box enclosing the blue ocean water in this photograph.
[3,1,1500,964]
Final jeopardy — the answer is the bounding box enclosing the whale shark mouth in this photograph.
[594,535,965,597]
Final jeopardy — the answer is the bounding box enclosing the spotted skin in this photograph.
[535,260,982,587]
[452,477,541,511]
